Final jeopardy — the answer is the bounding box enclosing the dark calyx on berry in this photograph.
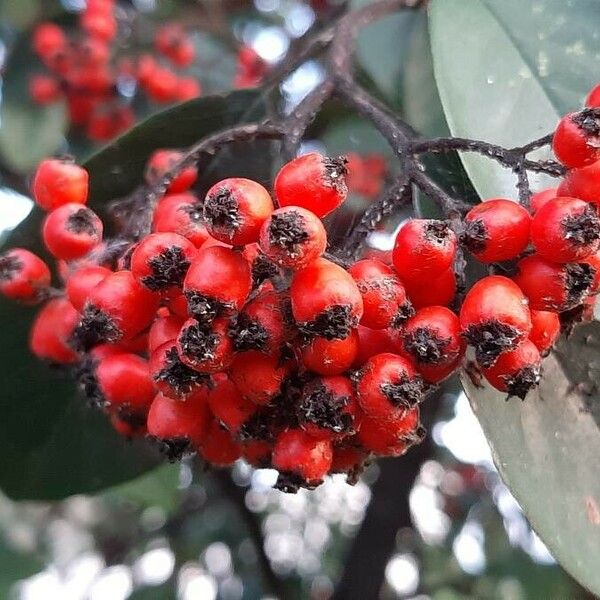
[71,305,121,350]
[229,313,269,352]
[462,321,521,368]
[391,301,416,328]
[424,220,452,244]
[117,405,148,429]
[403,327,451,364]
[565,263,595,306]
[381,375,423,409]
[572,108,600,140]
[300,305,357,340]
[460,219,488,253]
[275,471,319,493]
[66,208,98,235]
[299,383,353,434]
[503,365,541,401]
[154,346,210,396]
[179,321,219,361]
[401,424,427,446]
[0,253,22,281]
[268,210,308,252]
[251,254,279,287]
[204,188,241,230]
[239,409,275,442]
[74,356,105,408]
[185,291,223,322]
[149,435,193,462]
[323,156,348,190]
[562,205,600,246]
[142,246,191,291]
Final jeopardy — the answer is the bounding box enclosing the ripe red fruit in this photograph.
[330,445,367,479]
[176,77,202,101]
[199,419,242,466]
[66,264,111,311]
[528,310,560,356]
[145,67,179,103]
[461,199,531,263]
[32,23,66,58]
[183,246,251,321]
[32,158,89,211]
[145,149,197,194]
[241,440,271,467]
[459,276,532,367]
[29,75,60,105]
[259,206,327,269]
[357,353,423,420]
[0,248,51,302]
[513,254,595,312]
[29,298,80,364]
[481,339,541,399]
[204,178,274,245]
[557,160,600,209]
[399,306,464,384]
[155,23,195,67]
[272,429,333,491]
[393,219,457,282]
[530,188,557,215]
[207,377,257,433]
[152,193,209,247]
[131,232,196,295]
[348,258,414,329]
[353,326,401,367]
[177,317,234,373]
[586,84,600,108]
[43,204,103,260]
[81,11,117,41]
[290,258,363,339]
[404,267,456,309]
[301,329,359,376]
[147,392,210,459]
[530,197,600,262]
[274,153,348,218]
[583,248,600,293]
[553,109,600,168]
[148,312,184,353]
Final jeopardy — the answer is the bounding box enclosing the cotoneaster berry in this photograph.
[152,193,209,247]
[65,264,111,311]
[33,158,89,211]
[176,317,234,373]
[145,149,197,193]
[553,109,600,168]
[0,249,51,302]
[528,309,560,356]
[207,376,257,434]
[301,329,359,376]
[530,188,557,215]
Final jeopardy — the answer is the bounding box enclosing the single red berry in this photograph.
[290,258,363,339]
[155,23,195,67]
[0,248,51,302]
[43,204,103,260]
[349,258,414,329]
[136,54,157,86]
[29,75,60,105]
[32,158,89,211]
[229,350,293,406]
[81,11,117,41]
[204,178,274,245]
[275,153,348,218]
[399,306,464,384]
[117,331,149,354]
[528,309,560,356]
[79,37,110,67]
[65,263,111,311]
[481,339,541,399]
[557,160,600,210]
[461,199,531,263]
[32,23,66,58]
[152,193,209,247]
[148,312,184,353]
[66,93,98,126]
[176,77,202,101]
[459,276,532,367]
[29,298,80,364]
[329,444,367,479]
[513,254,595,312]
[147,392,210,459]
[145,149,197,194]
[241,440,272,467]
[357,353,423,420]
[353,326,401,367]
[393,219,457,282]
[183,246,252,321]
[586,83,600,108]
[207,376,257,433]
[272,428,333,491]
[530,187,557,215]
[553,109,600,168]
[145,67,180,103]
[167,293,189,319]
[177,317,234,373]
[403,267,456,310]
[199,419,242,466]
[530,196,600,262]
[301,329,359,376]
[259,206,327,269]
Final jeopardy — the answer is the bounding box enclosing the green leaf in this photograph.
[0,89,269,501]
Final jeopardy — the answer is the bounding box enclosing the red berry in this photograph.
[29,75,60,105]
[513,254,595,312]
[32,23,66,58]
[0,248,51,302]
[301,329,359,376]
[183,246,252,321]
[530,188,557,215]
[111,413,146,438]
[553,109,600,168]
[459,276,532,367]
[353,326,401,367]
[145,68,179,103]
[274,153,348,218]
[176,77,202,101]
[32,158,89,211]
[528,309,560,356]
[530,196,600,262]
[29,298,80,364]
[329,445,367,478]
[349,258,414,329]
[357,353,423,420]
[399,306,464,384]
[148,312,184,353]
[155,23,195,67]
[461,199,531,263]
[152,193,209,247]
[207,377,257,433]
[404,267,456,309]
[204,178,274,245]
[290,258,363,339]
[481,339,541,399]
[66,264,111,311]
[199,419,242,466]
[241,440,272,467]
[557,160,600,210]
[145,149,197,194]
[177,317,234,373]
[393,219,457,282]
[81,11,117,41]
[586,83,600,108]
[583,248,600,293]
[259,206,327,269]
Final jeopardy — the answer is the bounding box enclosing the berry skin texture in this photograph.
[461,199,531,263]
[177,317,234,373]
[530,188,557,215]
[404,267,456,310]
[528,310,560,356]
[272,429,333,490]
[259,206,327,269]
[43,204,103,260]
[553,109,600,168]
[274,152,348,218]
[148,312,184,353]
[199,419,242,466]
[0,248,51,302]
[393,219,457,282]
[557,160,600,210]
[32,158,89,211]
[399,306,465,384]
[357,406,422,457]
[207,377,257,433]
[29,298,80,364]
[301,329,359,376]
[459,276,532,368]
[513,254,595,312]
[530,197,600,263]
[349,259,414,329]
[152,193,209,247]
[481,339,541,400]
[183,246,251,322]
[357,353,423,420]
[290,258,363,340]
[145,149,197,194]
[131,232,197,295]
[66,265,111,311]
[353,326,401,367]
[204,178,274,246]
